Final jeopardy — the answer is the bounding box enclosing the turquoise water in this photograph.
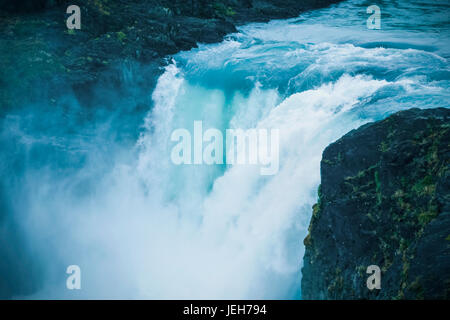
[1,0,449,299]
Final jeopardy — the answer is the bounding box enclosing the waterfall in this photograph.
[2,0,448,299]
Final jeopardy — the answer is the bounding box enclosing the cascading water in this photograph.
[1,0,449,299]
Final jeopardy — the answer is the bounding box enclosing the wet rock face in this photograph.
[302,108,450,300]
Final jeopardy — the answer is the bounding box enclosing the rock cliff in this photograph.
[302,108,450,299]
[0,0,341,112]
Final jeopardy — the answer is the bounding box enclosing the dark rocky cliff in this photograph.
[302,108,450,300]
[0,0,341,112]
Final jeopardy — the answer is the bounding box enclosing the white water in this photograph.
[4,0,449,299]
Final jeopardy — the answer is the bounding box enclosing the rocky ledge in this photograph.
[0,0,340,111]
[302,108,450,299]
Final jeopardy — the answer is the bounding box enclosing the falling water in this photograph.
[1,0,449,299]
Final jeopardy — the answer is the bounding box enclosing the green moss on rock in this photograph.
[302,108,450,300]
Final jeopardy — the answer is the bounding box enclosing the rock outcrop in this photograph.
[0,0,345,129]
[302,108,450,299]
[0,0,341,111]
